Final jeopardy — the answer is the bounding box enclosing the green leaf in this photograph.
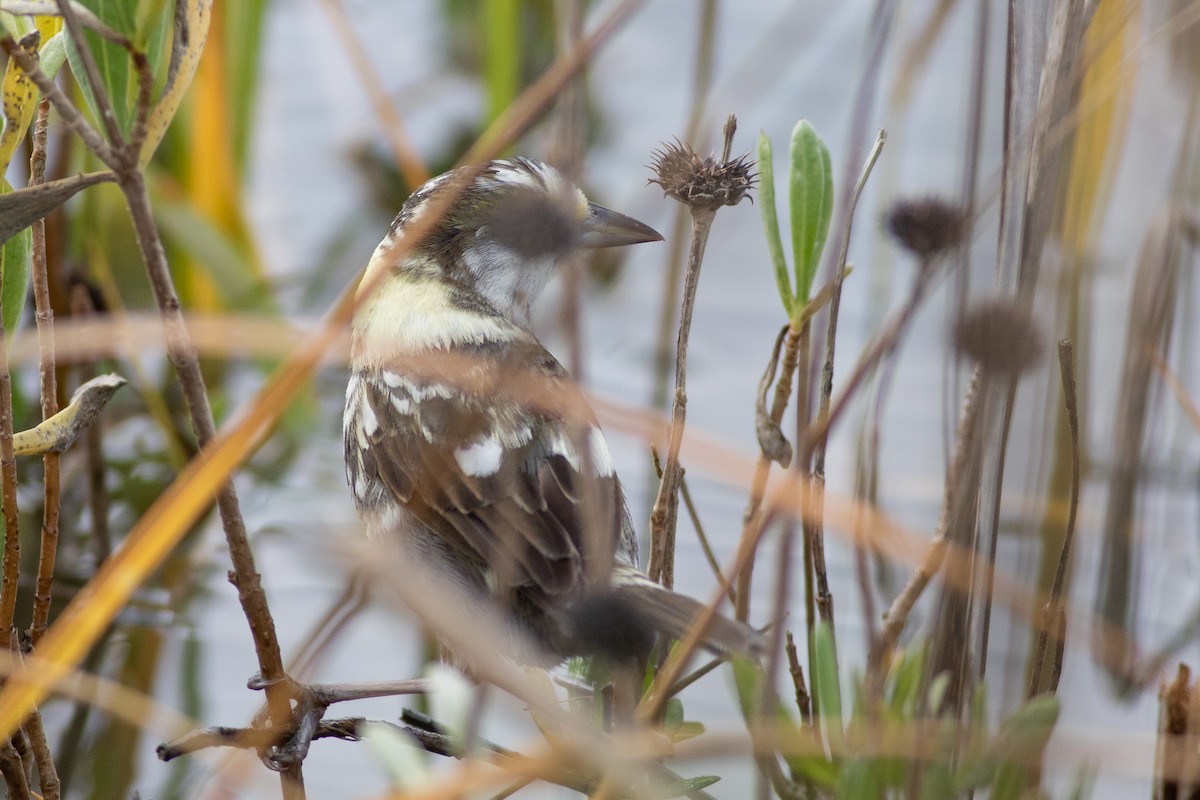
[837,758,887,800]
[918,761,955,800]
[885,645,926,717]
[730,656,838,789]
[482,0,519,126]
[788,120,834,305]
[956,695,1060,796]
[811,621,842,730]
[731,655,762,719]
[757,130,792,316]
[651,774,720,798]
[664,697,684,730]
[68,0,173,140]
[926,672,950,715]
[39,31,69,79]
[669,720,705,742]
[67,0,136,137]
[224,0,267,171]
[992,694,1060,764]
[0,181,30,348]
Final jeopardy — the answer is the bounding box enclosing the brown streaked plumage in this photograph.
[344,158,760,662]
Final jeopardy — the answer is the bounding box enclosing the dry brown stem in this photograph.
[868,368,983,677]
[29,97,60,646]
[1028,339,1081,698]
[648,205,717,588]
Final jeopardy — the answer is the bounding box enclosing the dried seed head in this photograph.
[649,139,756,210]
[953,299,1044,376]
[885,197,965,260]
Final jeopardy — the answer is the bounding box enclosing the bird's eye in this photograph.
[485,187,581,260]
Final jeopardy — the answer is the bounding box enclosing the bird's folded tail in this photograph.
[609,566,765,657]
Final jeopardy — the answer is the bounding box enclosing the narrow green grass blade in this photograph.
[224,0,267,171]
[837,758,886,800]
[811,621,842,729]
[482,0,519,126]
[730,656,837,789]
[788,120,834,304]
[990,695,1059,800]
[885,645,925,716]
[0,180,30,349]
[957,694,1059,797]
[0,220,29,349]
[757,131,793,316]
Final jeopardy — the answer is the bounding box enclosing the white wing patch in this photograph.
[344,374,371,448]
[455,438,505,477]
[359,392,380,437]
[541,426,613,476]
[589,427,614,477]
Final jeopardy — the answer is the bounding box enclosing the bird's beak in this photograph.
[579,202,664,248]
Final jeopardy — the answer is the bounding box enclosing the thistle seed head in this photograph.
[649,139,756,210]
[885,196,966,260]
[953,298,1044,376]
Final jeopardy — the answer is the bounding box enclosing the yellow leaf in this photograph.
[34,15,61,43]
[0,32,40,174]
[1059,0,1140,257]
[140,0,212,164]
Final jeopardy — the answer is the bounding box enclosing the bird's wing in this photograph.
[345,338,627,600]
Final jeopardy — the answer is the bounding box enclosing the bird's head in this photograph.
[363,158,662,320]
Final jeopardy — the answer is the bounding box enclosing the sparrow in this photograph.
[344,157,758,663]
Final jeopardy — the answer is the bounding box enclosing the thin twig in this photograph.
[651,447,732,600]
[116,167,301,791]
[25,94,63,800]
[20,710,58,800]
[648,204,717,588]
[128,49,154,156]
[0,265,21,653]
[650,0,717,415]
[735,323,804,621]
[0,737,29,799]
[735,266,859,622]
[29,97,61,646]
[800,268,934,462]
[679,473,732,597]
[756,524,797,800]
[803,129,888,629]
[784,632,811,724]
[868,368,983,676]
[665,655,724,697]
[284,572,369,673]
[639,508,783,723]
